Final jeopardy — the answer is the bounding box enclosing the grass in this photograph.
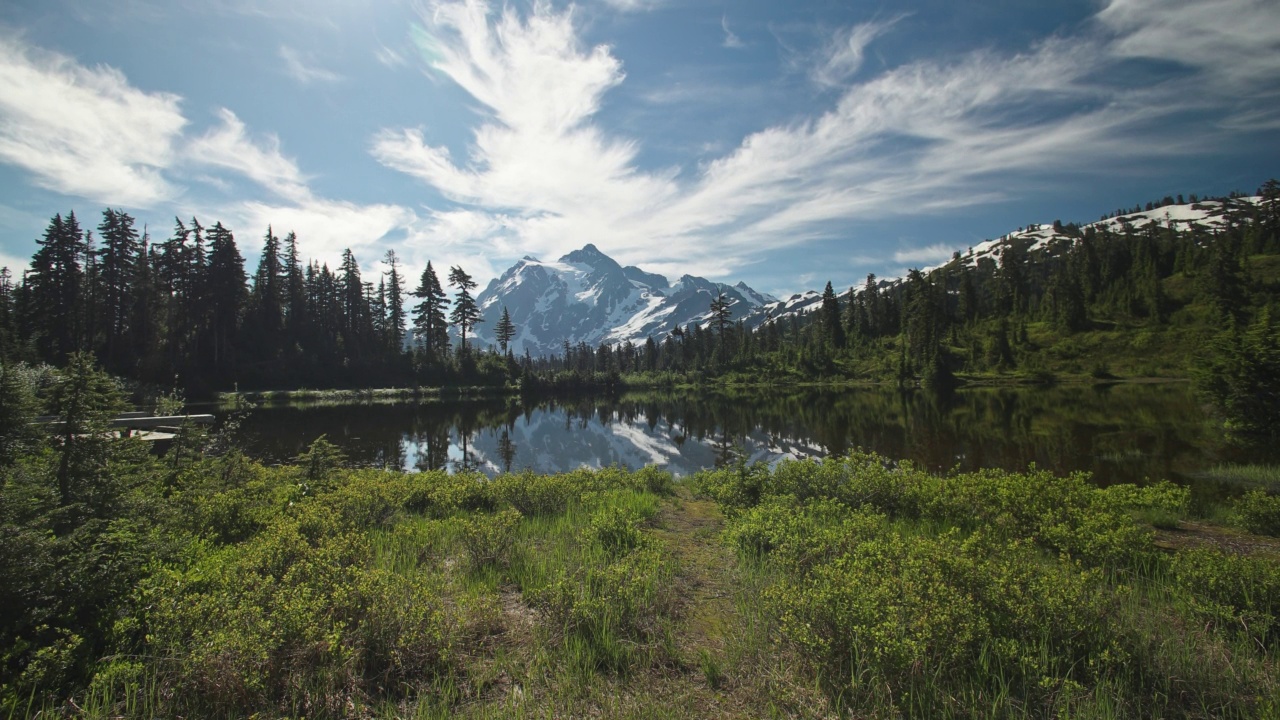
[8,456,1280,719]
[1196,463,1280,491]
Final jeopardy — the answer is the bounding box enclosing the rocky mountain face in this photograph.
[469,244,777,356]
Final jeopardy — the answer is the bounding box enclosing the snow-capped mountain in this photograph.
[942,195,1262,273]
[470,244,777,356]
[468,195,1262,356]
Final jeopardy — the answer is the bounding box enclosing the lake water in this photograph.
[220,383,1275,499]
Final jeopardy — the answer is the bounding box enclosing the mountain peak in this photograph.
[558,243,623,272]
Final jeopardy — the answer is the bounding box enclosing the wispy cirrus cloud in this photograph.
[279,45,343,85]
[0,33,186,207]
[187,108,312,202]
[372,0,1280,282]
[809,16,903,88]
[721,16,745,50]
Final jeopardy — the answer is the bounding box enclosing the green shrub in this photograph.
[1099,481,1191,529]
[491,470,577,516]
[1171,547,1280,648]
[403,470,494,516]
[583,505,645,556]
[1233,489,1280,536]
[460,508,522,568]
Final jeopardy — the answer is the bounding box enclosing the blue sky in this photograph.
[1,0,1278,298]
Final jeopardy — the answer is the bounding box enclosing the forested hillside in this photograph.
[1,182,1277,395]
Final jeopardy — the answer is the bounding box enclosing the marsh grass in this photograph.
[8,454,1279,719]
[1196,463,1280,491]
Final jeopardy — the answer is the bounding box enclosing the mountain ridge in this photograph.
[469,194,1263,357]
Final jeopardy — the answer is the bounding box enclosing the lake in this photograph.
[219,382,1275,500]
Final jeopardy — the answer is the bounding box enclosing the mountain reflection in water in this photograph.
[227,383,1274,493]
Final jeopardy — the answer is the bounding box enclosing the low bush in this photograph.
[1233,488,1280,537]
[491,470,578,516]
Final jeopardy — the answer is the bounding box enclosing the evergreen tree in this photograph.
[448,266,482,353]
[708,293,731,360]
[1196,307,1280,438]
[495,306,516,354]
[26,212,87,361]
[247,226,285,362]
[0,268,15,360]
[820,282,845,348]
[339,249,368,359]
[411,262,450,363]
[94,209,141,370]
[283,231,309,353]
[382,250,406,353]
[205,222,247,378]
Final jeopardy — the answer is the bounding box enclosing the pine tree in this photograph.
[283,231,309,353]
[95,209,141,370]
[448,265,482,352]
[412,262,450,363]
[0,268,15,360]
[382,250,406,353]
[820,282,845,348]
[248,226,285,362]
[205,222,247,378]
[339,249,368,359]
[495,305,516,354]
[26,212,87,361]
[708,293,731,361]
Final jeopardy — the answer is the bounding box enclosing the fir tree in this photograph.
[382,250,406,353]
[820,282,845,348]
[95,209,141,370]
[205,222,247,377]
[448,266,482,353]
[412,262,450,362]
[495,306,516,354]
[26,212,87,361]
[247,226,285,361]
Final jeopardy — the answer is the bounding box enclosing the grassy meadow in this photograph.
[5,433,1280,718]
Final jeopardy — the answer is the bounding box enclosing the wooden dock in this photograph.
[32,413,215,440]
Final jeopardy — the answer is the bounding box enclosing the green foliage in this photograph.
[1233,489,1280,537]
[1171,547,1280,649]
[583,504,646,556]
[0,362,40,466]
[1196,307,1280,438]
[403,470,494,516]
[294,434,346,488]
[460,507,521,568]
[701,453,1277,717]
[491,469,577,516]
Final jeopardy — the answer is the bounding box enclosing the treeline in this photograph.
[528,182,1280,394]
[2,182,1278,397]
[0,213,523,393]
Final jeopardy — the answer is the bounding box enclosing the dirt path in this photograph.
[651,490,739,659]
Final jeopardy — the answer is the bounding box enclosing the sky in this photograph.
[1,0,1279,298]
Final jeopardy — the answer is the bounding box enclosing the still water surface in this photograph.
[221,383,1275,494]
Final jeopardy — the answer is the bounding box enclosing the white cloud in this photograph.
[1096,0,1280,127]
[279,45,343,85]
[186,108,312,202]
[893,244,955,265]
[0,34,186,207]
[235,198,417,269]
[375,43,407,68]
[810,16,901,88]
[0,251,28,275]
[722,16,745,49]
[373,0,1280,281]
[597,0,662,12]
